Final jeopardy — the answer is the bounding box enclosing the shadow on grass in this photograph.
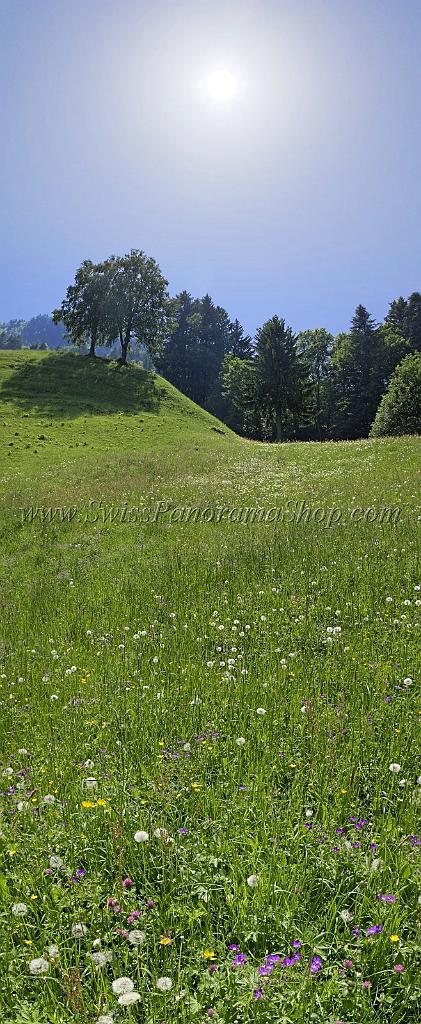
[0,351,161,418]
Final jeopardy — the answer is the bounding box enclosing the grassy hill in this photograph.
[0,349,419,1024]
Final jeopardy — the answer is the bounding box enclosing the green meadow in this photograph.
[0,350,419,1024]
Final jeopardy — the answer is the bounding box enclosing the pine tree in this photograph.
[228,319,253,359]
[255,316,312,440]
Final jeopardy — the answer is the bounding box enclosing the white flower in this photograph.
[4,767,13,777]
[29,957,49,975]
[403,677,412,687]
[49,855,63,869]
[247,874,259,888]
[156,976,172,992]
[256,707,266,715]
[89,950,111,967]
[18,748,28,755]
[389,763,401,774]
[12,902,28,917]
[47,945,59,959]
[71,922,87,938]
[339,909,354,923]
[236,737,246,746]
[112,977,134,995]
[128,929,146,946]
[42,794,55,805]
[134,830,149,843]
[118,992,141,1006]
[84,777,98,789]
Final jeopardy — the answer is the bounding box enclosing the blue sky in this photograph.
[1,0,420,336]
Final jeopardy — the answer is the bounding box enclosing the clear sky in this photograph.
[1,0,420,336]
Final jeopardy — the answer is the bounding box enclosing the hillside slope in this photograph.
[0,349,238,475]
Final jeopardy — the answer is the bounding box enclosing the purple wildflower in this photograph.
[310,956,323,974]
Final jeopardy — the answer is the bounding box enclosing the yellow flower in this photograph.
[160,935,172,946]
[202,950,215,959]
[191,782,201,790]
[390,934,400,942]
[341,788,348,794]
[96,799,107,807]
[81,800,95,808]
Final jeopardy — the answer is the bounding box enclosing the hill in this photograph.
[0,349,419,1024]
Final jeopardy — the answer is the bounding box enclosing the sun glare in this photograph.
[204,68,240,103]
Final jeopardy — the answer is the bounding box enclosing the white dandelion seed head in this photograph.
[118,992,141,1006]
[97,1015,114,1024]
[42,794,55,805]
[339,909,354,923]
[71,922,87,938]
[236,737,246,746]
[18,748,28,755]
[128,929,146,946]
[247,874,259,888]
[156,976,172,992]
[89,950,111,967]
[389,763,401,774]
[134,830,149,843]
[49,855,63,869]
[153,827,169,839]
[29,957,49,975]
[12,902,28,917]
[112,977,134,995]
[256,707,266,715]
[47,945,59,959]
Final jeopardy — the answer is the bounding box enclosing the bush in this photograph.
[370,353,421,436]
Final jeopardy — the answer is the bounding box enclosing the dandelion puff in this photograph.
[97,1016,114,1024]
[247,874,259,888]
[49,855,63,869]
[389,763,401,774]
[128,929,146,946]
[71,922,87,938]
[42,794,55,805]
[112,977,134,995]
[256,708,266,715]
[339,909,354,924]
[47,945,59,959]
[134,830,149,843]
[236,737,246,746]
[29,957,49,975]
[118,992,141,1006]
[12,902,28,917]
[156,976,172,992]
[89,951,111,967]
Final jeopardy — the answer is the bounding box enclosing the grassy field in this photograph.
[0,350,419,1024]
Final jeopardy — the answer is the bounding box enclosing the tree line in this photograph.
[3,249,421,439]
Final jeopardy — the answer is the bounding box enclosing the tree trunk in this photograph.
[120,326,131,364]
[89,326,97,357]
[275,411,283,441]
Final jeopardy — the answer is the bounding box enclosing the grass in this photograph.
[0,349,419,1024]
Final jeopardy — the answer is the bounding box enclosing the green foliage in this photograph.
[370,353,421,436]
[255,316,313,439]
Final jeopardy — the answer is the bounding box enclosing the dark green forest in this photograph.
[2,251,421,440]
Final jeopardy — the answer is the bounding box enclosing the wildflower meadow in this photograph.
[0,352,419,1024]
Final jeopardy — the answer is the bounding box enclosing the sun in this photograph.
[204,68,240,103]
